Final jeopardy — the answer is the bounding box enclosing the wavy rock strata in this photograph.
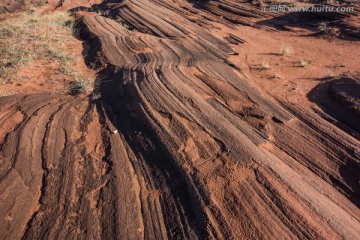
[0,0,360,239]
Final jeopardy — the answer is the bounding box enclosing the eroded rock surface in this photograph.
[1,0,360,239]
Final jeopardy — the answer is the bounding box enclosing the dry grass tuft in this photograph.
[259,60,271,70]
[299,59,309,67]
[324,70,337,79]
[280,45,291,56]
[273,73,283,79]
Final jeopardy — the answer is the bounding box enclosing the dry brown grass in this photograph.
[0,10,79,83]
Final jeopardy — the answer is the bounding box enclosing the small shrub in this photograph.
[63,19,81,38]
[318,22,330,33]
[116,19,134,30]
[68,78,93,95]
[91,92,101,100]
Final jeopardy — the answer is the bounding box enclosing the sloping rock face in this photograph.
[0,0,359,239]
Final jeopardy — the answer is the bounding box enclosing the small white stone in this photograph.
[111,130,118,134]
